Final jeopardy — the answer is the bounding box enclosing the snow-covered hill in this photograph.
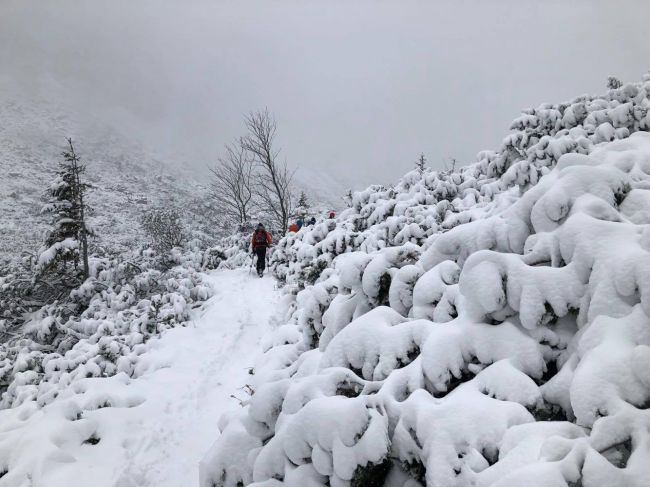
[0,95,223,266]
[203,78,650,486]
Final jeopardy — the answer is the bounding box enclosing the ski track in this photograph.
[108,268,278,486]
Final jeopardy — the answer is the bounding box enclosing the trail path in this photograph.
[112,269,278,486]
[0,269,279,487]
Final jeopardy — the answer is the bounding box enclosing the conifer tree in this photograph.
[37,138,92,280]
[415,153,427,172]
[295,190,310,216]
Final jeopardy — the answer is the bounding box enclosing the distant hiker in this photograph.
[288,222,299,233]
[328,211,336,219]
[251,223,272,277]
[309,217,316,226]
[296,218,304,230]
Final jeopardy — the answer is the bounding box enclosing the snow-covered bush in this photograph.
[271,78,650,290]
[202,79,650,487]
[141,206,186,254]
[0,248,213,409]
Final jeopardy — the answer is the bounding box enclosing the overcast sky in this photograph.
[2,0,650,188]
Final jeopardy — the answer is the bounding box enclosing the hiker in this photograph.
[309,216,316,226]
[251,223,272,277]
[288,222,299,233]
[296,217,304,230]
[328,211,336,219]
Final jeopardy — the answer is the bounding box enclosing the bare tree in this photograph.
[209,142,254,227]
[240,109,294,235]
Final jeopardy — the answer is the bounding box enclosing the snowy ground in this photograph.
[0,269,279,487]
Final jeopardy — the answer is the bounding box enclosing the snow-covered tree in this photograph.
[607,75,623,89]
[294,190,310,217]
[37,138,92,281]
[415,153,427,172]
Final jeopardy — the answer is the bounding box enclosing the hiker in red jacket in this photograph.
[251,223,272,277]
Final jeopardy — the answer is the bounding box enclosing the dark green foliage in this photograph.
[351,458,391,487]
[377,272,392,305]
[83,435,101,445]
[600,438,632,468]
[335,378,364,398]
[403,458,426,484]
[38,138,92,280]
[528,401,569,422]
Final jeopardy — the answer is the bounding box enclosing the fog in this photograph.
[2,0,650,188]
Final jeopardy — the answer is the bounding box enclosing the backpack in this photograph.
[254,230,268,247]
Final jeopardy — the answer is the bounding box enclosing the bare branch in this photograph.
[209,140,255,227]
[240,109,294,234]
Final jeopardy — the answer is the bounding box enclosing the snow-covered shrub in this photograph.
[203,233,256,270]
[202,79,650,487]
[0,248,213,409]
[272,77,650,290]
[141,205,186,253]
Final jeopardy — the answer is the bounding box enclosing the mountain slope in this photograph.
[0,96,222,266]
[203,78,650,487]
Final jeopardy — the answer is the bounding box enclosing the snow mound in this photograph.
[203,81,650,487]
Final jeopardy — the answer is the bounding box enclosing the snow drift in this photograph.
[202,78,650,487]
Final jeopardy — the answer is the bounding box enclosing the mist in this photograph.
[2,0,650,188]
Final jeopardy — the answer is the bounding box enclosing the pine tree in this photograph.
[38,138,92,280]
[415,153,427,172]
[296,191,310,215]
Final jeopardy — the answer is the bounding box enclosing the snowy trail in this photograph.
[110,268,278,486]
[0,268,280,487]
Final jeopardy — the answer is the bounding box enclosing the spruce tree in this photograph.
[415,153,427,172]
[38,138,92,281]
[296,191,310,214]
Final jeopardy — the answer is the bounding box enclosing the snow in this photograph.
[0,269,279,486]
[4,73,650,487]
[206,91,650,486]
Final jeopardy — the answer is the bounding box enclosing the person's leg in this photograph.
[258,247,267,273]
[255,247,265,272]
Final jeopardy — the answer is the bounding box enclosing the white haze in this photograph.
[2,0,650,188]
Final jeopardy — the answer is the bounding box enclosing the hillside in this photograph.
[202,77,650,487]
[0,96,222,266]
[0,95,345,269]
